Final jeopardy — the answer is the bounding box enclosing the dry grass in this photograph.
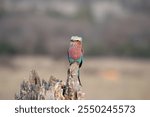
[0,56,150,99]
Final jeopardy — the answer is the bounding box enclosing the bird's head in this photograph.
[70,36,82,46]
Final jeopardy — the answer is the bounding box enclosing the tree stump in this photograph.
[15,63,85,100]
[64,62,84,100]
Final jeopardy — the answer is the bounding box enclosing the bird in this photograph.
[67,36,84,86]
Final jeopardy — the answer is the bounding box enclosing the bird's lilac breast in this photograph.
[69,47,82,60]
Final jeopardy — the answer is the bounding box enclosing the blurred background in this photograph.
[0,0,150,99]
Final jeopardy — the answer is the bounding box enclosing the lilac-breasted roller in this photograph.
[67,36,84,86]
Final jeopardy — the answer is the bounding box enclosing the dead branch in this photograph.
[15,63,85,100]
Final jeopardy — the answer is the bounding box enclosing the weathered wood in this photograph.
[15,63,85,100]
[64,62,84,100]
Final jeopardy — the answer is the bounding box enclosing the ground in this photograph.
[0,56,150,99]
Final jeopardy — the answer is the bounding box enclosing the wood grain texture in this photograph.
[15,63,85,100]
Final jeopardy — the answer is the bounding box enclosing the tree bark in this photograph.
[15,63,85,100]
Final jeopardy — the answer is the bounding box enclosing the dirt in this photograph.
[0,56,150,99]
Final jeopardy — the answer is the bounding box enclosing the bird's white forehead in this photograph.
[70,36,82,42]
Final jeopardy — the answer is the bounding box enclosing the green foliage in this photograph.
[74,7,93,23]
[115,42,150,58]
[86,41,150,58]
[0,42,17,55]
[0,9,6,18]
[86,44,107,56]
[46,10,65,18]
